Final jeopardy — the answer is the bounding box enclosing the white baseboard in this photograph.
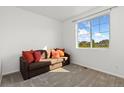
[71,59,124,79]
[0,75,2,85]
[2,70,19,76]
[0,60,2,85]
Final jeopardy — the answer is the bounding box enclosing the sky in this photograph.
[77,15,109,42]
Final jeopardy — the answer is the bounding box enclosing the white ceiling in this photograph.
[17,6,99,21]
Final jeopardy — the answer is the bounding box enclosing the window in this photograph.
[76,14,110,48]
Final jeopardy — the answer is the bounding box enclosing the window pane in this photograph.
[91,25,99,34]
[91,17,99,26]
[92,32,109,48]
[77,20,91,48]
[100,15,109,24]
[78,34,90,42]
[100,24,109,33]
[78,21,90,31]
[91,15,110,48]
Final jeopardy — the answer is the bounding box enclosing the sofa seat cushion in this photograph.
[29,61,51,71]
[50,62,62,70]
[48,58,64,64]
[40,57,68,64]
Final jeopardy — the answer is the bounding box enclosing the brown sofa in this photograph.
[20,50,70,80]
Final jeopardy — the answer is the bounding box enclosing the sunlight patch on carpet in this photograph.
[50,68,70,72]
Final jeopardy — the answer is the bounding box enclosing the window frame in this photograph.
[76,13,110,49]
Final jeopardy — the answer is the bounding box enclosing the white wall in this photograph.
[0,7,63,75]
[63,6,124,78]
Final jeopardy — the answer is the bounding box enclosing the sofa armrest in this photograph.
[20,57,29,80]
[64,52,70,65]
[64,52,70,57]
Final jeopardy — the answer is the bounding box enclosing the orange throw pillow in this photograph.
[52,50,60,58]
[57,50,64,57]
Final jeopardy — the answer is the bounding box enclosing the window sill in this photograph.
[76,47,109,50]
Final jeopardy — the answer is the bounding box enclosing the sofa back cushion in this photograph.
[55,48,65,52]
[22,50,34,64]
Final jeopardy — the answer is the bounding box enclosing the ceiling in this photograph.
[17,6,100,21]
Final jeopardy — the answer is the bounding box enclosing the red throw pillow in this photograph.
[52,50,60,59]
[22,50,34,64]
[33,51,41,62]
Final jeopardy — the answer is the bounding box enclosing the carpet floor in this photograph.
[1,64,124,87]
